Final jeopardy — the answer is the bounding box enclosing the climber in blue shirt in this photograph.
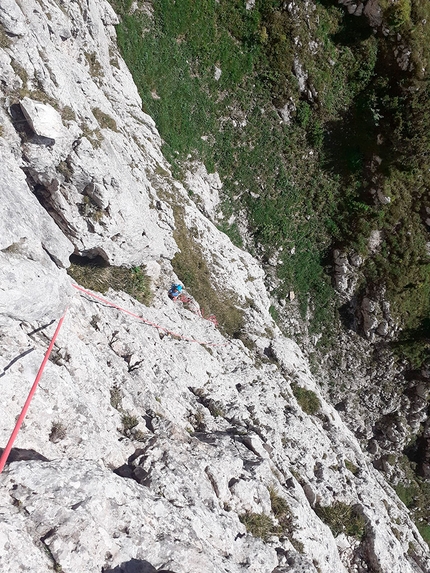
[168,284,183,300]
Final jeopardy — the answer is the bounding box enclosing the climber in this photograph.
[168,283,183,300]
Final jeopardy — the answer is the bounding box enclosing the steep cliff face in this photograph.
[0,1,429,572]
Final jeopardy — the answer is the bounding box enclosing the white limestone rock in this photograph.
[20,98,67,141]
[0,0,26,36]
[0,1,429,572]
[184,161,222,222]
[2,0,176,268]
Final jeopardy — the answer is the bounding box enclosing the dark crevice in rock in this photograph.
[26,319,56,337]
[9,103,34,142]
[0,447,49,465]
[69,252,109,267]
[42,245,63,268]
[113,444,156,487]
[23,168,76,243]
[39,529,62,572]
[0,347,34,378]
[102,558,177,573]
[9,103,55,146]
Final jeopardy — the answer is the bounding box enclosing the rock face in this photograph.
[338,0,383,26]
[0,1,429,573]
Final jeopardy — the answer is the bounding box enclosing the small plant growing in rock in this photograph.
[2,241,23,255]
[345,459,359,475]
[132,429,146,441]
[207,400,225,418]
[61,105,76,123]
[109,46,121,69]
[187,409,205,431]
[11,60,28,87]
[239,511,275,542]
[0,28,12,49]
[269,485,303,550]
[85,52,104,78]
[57,160,73,181]
[269,486,290,519]
[194,409,205,429]
[92,107,118,132]
[315,501,366,540]
[80,123,104,148]
[110,386,122,410]
[291,382,321,415]
[49,421,66,443]
[121,412,139,436]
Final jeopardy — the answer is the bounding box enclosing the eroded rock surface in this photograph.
[0,1,429,572]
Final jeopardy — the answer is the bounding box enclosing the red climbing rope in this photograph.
[0,287,227,474]
[71,284,228,347]
[0,309,68,474]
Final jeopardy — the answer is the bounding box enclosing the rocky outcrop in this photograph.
[338,0,383,27]
[0,1,429,572]
[333,249,363,298]
[0,0,176,267]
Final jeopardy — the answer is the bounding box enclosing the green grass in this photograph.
[110,0,357,330]
[239,511,274,542]
[291,382,321,415]
[109,0,430,366]
[390,454,430,547]
[239,486,299,545]
[169,201,245,338]
[315,501,366,539]
[68,260,152,305]
[0,28,12,49]
[417,524,430,545]
[92,107,118,131]
[121,412,139,431]
[345,460,359,476]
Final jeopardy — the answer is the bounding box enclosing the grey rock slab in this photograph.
[0,458,278,573]
[20,97,66,141]
[0,146,73,265]
[0,1,429,572]
[0,0,26,36]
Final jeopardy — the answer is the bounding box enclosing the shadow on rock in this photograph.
[0,447,49,465]
[103,558,176,573]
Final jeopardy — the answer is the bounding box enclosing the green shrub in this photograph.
[315,501,366,539]
[68,260,152,305]
[170,202,245,338]
[344,460,359,475]
[110,386,122,410]
[239,511,274,542]
[291,383,321,415]
[121,412,139,435]
[381,0,411,28]
[92,107,118,131]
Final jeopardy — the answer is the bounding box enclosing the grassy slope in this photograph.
[108,0,430,543]
[110,0,382,331]
[109,0,430,347]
